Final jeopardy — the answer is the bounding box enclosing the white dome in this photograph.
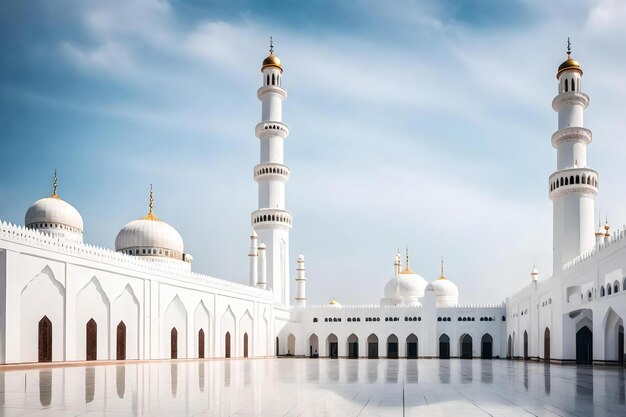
[25,196,83,242]
[431,277,459,306]
[381,267,429,306]
[115,214,185,261]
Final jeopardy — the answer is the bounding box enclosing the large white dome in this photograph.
[116,190,186,262]
[381,266,429,306]
[116,216,184,260]
[25,192,84,242]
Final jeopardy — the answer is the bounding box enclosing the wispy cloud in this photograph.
[1,0,625,305]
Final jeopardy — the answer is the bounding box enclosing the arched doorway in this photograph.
[387,334,399,358]
[367,334,378,359]
[347,334,359,358]
[308,334,319,358]
[275,337,279,356]
[170,327,178,359]
[439,334,450,359]
[116,321,126,360]
[38,316,52,362]
[225,332,231,358]
[576,326,593,365]
[523,331,529,360]
[326,334,338,358]
[287,334,296,356]
[198,329,205,359]
[507,335,512,359]
[406,334,418,359]
[86,319,97,361]
[460,334,472,359]
[481,334,493,359]
[243,333,249,358]
[544,328,551,361]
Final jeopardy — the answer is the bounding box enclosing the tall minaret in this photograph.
[550,39,598,273]
[251,38,292,306]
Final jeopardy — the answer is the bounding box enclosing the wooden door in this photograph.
[243,333,249,358]
[38,316,52,362]
[86,319,97,361]
[171,328,178,359]
[117,321,126,360]
[198,329,205,359]
[225,332,231,358]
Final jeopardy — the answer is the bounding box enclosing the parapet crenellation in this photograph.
[0,220,272,299]
[564,225,626,271]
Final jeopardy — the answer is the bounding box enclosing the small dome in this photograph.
[431,277,459,306]
[115,188,185,262]
[25,174,83,242]
[557,53,582,79]
[262,53,282,72]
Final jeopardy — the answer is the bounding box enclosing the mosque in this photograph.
[0,42,624,366]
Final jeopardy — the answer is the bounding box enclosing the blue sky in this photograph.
[1,0,626,305]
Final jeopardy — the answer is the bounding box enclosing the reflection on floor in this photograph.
[0,358,625,416]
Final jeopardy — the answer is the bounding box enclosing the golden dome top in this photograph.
[557,39,582,79]
[50,170,60,200]
[262,53,282,72]
[261,37,282,72]
[437,258,447,280]
[399,247,415,274]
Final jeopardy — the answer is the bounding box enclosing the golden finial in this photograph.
[143,184,159,221]
[604,214,610,236]
[269,36,274,54]
[567,37,571,58]
[51,169,60,199]
[400,246,415,274]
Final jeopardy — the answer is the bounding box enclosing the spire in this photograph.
[51,169,60,199]
[567,37,572,58]
[604,214,610,237]
[269,36,274,54]
[400,246,415,274]
[143,184,159,221]
[439,257,446,279]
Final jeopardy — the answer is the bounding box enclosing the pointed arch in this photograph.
[164,295,187,359]
[194,301,211,359]
[439,334,450,359]
[460,334,473,359]
[347,333,359,358]
[387,334,399,358]
[308,333,319,357]
[406,333,418,359]
[367,333,379,358]
[21,266,65,362]
[326,333,338,358]
[112,284,139,360]
[481,333,493,359]
[220,306,236,358]
[239,309,254,358]
[603,308,624,362]
[77,277,110,361]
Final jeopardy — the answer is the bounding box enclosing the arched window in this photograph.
[601,286,605,297]
[571,78,575,91]
[576,175,580,184]
[38,316,52,362]
[588,290,592,301]
[607,284,612,295]
[570,176,574,184]
[614,282,619,293]
[271,73,275,85]
[560,177,564,186]
[565,80,569,92]
[266,75,270,85]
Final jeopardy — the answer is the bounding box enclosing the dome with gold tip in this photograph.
[115,186,185,262]
[381,250,428,306]
[557,39,582,79]
[261,38,282,72]
[25,171,84,242]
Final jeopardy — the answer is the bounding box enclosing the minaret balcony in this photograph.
[255,121,289,139]
[551,127,592,148]
[257,85,287,100]
[549,168,598,200]
[252,209,292,229]
[254,163,290,182]
[552,91,589,111]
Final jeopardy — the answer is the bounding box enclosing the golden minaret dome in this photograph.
[261,37,283,72]
[557,38,582,79]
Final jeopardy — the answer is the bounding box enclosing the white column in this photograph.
[249,231,258,287]
[257,244,267,290]
[295,254,306,307]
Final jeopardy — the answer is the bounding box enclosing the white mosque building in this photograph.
[0,42,624,366]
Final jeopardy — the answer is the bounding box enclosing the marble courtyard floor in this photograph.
[0,358,625,416]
